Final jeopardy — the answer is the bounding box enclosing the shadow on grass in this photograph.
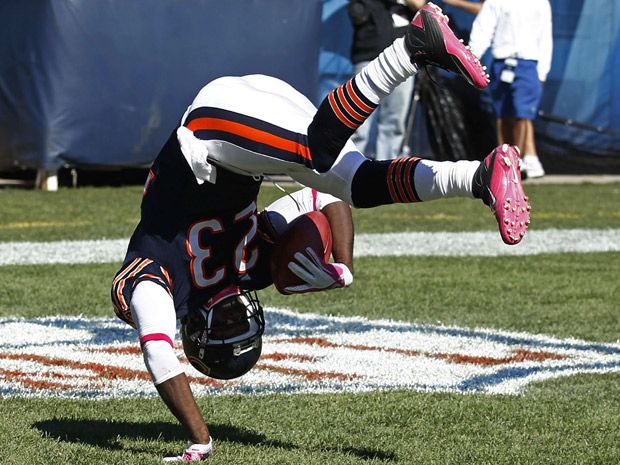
[33,419,396,462]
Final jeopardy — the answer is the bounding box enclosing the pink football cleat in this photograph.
[163,441,213,462]
[473,144,531,245]
[405,2,489,89]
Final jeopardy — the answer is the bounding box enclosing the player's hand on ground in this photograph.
[163,441,213,462]
[285,247,353,293]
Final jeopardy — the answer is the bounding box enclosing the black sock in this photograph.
[351,157,423,208]
[308,79,377,173]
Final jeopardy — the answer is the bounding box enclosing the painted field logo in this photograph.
[0,309,618,398]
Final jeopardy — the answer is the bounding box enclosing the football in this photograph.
[270,211,333,294]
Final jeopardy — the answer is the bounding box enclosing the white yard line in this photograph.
[1,229,619,266]
[354,228,620,257]
[0,239,129,266]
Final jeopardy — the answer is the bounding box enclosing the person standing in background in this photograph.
[348,0,426,160]
[466,0,552,178]
[444,0,547,178]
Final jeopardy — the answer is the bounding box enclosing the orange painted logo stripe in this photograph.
[273,337,569,365]
[0,352,223,388]
[186,117,311,161]
[256,362,358,381]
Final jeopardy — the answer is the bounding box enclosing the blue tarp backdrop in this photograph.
[535,0,620,162]
[0,0,618,173]
[0,0,322,170]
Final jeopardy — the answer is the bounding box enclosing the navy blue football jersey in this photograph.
[117,131,273,319]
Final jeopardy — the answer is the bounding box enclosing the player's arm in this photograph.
[263,187,354,294]
[128,281,212,461]
[156,373,210,443]
[262,187,354,273]
[290,198,355,291]
[321,200,354,273]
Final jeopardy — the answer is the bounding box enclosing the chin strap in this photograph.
[163,437,213,462]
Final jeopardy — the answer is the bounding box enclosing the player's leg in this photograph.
[349,61,375,155]
[178,3,487,179]
[490,58,514,147]
[352,145,529,244]
[512,118,528,154]
[308,2,489,172]
[374,75,415,160]
[293,138,476,204]
[307,35,416,172]
[292,138,529,245]
[521,119,545,178]
[496,117,512,145]
[523,119,537,156]
[513,61,545,178]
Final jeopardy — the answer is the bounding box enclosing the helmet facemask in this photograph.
[182,286,264,380]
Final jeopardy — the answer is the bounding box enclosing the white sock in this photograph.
[354,38,418,103]
[413,159,480,201]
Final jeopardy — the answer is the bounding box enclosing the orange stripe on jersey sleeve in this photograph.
[187,117,311,161]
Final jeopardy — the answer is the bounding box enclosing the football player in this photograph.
[112,186,353,462]
[111,3,530,461]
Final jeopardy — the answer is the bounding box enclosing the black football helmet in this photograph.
[181,285,265,380]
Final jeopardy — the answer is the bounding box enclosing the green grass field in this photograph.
[1,181,619,465]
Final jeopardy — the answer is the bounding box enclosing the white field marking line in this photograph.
[0,228,619,266]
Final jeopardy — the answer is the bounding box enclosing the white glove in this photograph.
[163,440,213,462]
[285,247,353,294]
[177,126,216,185]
